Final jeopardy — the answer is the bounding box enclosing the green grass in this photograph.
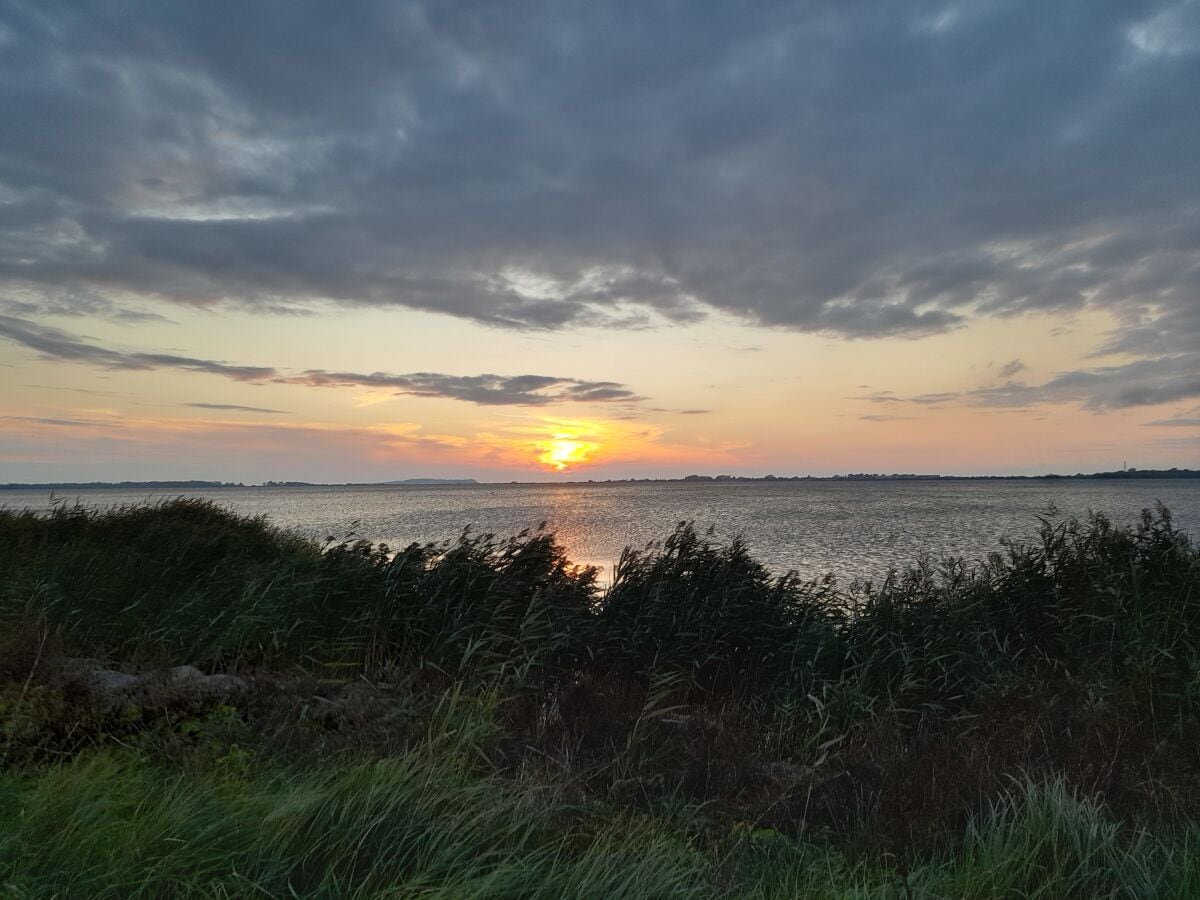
[0,750,712,898]
[6,756,1200,898]
[1,498,1198,896]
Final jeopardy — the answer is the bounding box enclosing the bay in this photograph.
[4,479,1197,584]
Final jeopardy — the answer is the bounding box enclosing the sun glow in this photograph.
[537,432,598,470]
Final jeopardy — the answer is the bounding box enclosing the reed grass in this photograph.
[1,498,1197,896]
[3,499,1194,712]
[0,500,595,681]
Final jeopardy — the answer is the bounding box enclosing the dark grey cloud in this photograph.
[860,414,914,422]
[0,312,637,407]
[0,0,1194,343]
[185,402,289,414]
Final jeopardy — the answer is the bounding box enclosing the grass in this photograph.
[1,498,1198,896]
[7,757,1200,898]
[0,748,711,898]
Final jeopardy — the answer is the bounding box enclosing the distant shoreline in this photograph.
[2,468,1196,491]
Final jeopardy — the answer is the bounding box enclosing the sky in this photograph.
[0,0,1197,483]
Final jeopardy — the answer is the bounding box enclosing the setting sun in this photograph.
[538,433,597,471]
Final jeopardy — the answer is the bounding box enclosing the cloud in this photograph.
[854,393,900,403]
[856,390,959,406]
[860,354,1200,412]
[281,370,641,406]
[860,414,914,422]
[0,1,1194,343]
[0,312,639,407]
[184,402,289,414]
[0,314,275,380]
[19,383,117,396]
[641,406,712,415]
[997,359,1026,379]
[1,291,168,324]
[0,414,119,428]
[1144,417,1200,427]
[910,392,961,406]
[970,356,1200,410]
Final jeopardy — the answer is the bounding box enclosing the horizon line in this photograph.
[2,467,1196,490]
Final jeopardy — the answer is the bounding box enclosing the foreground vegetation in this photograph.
[0,499,1197,897]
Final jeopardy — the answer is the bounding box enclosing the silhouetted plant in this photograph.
[595,523,844,695]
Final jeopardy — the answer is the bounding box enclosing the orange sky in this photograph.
[1,303,1195,482]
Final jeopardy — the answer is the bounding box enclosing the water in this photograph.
[3,480,1197,584]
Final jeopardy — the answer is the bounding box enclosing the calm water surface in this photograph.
[3,480,1197,583]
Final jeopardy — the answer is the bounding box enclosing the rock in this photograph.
[84,668,142,694]
[60,661,251,714]
[144,667,249,706]
[71,667,143,711]
[203,673,248,694]
[169,665,206,683]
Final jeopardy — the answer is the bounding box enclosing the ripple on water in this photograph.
[2,479,1197,585]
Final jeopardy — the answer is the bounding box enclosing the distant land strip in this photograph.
[2,469,1197,490]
